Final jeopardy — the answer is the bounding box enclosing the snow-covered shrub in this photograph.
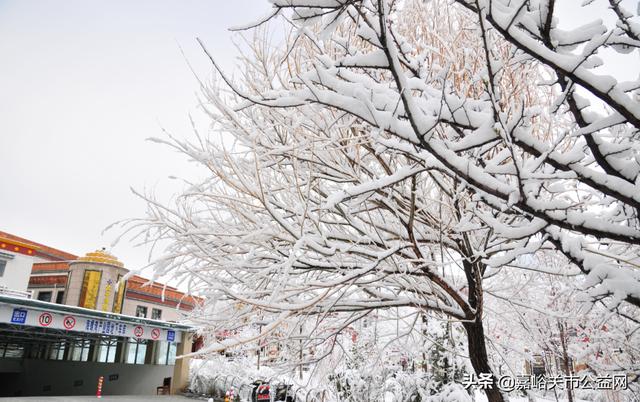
[424,383,471,402]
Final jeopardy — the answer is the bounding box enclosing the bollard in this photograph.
[225,387,240,402]
[96,376,104,398]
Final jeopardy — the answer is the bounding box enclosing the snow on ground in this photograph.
[3,397,194,402]
[188,358,600,402]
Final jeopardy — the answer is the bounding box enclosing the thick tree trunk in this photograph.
[463,319,507,402]
[459,232,506,401]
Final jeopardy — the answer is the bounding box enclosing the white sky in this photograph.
[0,0,637,283]
[0,0,272,277]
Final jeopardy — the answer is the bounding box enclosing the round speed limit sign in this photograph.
[38,312,53,327]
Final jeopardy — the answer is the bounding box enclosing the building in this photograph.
[0,230,200,321]
[0,230,202,397]
[0,231,75,296]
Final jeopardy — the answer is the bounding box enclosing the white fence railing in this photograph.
[0,286,33,299]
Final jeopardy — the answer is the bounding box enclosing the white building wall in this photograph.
[0,251,34,292]
[121,298,184,322]
[31,286,67,304]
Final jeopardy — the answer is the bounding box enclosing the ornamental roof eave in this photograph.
[73,249,125,268]
[0,230,77,261]
[0,236,41,250]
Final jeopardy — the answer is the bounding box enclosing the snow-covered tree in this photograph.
[123,1,640,401]
[221,0,640,310]
[484,249,640,399]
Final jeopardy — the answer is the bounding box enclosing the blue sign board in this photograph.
[167,330,175,342]
[11,308,28,324]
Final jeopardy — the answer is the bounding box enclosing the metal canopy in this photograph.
[0,295,194,346]
[0,294,192,331]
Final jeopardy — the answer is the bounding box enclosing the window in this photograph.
[79,270,102,309]
[71,340,91,361]
[151,308,162,320]
[135,305,148,318]
[126,338,147,364]
[167,342,176,365]
[28,342,47,359]
[0,252,12,277]
[155,341,178,365]
[55,291,65,304]
[49,342,66,360]
[1,343,24,359]
[37,291,52,302]
[97,338,118,363]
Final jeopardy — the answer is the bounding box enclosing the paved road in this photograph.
[0,396,215,402]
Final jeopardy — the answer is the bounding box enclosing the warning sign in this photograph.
[38,312,53,327]
[151,328,160,340]
[133,325,144,338]
[63,315,76,330]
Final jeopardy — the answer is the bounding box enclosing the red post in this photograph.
[96,376,104,398]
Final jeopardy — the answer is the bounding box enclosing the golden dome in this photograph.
[76,249,124,268]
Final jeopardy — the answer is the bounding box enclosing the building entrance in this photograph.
[0,294,192,397]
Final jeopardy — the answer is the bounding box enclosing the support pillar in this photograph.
[144,340,155,365]
[171,332,192,395]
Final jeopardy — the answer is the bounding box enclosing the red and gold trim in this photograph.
[0,236,39,257]
[0,231,76,261]
[32,262,70,273]
[29,274,68,287]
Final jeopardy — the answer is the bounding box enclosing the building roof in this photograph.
[4,230,203,312]
[75,249,124,268]
[0,234,39,257]
[0,230,77,261]
[125,275,202,311]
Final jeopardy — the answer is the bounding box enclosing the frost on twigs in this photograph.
[248,0,640,309]
[127,0,640,400]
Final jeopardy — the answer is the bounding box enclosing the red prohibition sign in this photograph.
[133,325,144,338]
[38,312,53,327]
[151,328,160,340]
[63,315,76,329]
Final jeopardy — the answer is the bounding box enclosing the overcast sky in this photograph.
[0,0,274,279]
[1,0,637,283]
